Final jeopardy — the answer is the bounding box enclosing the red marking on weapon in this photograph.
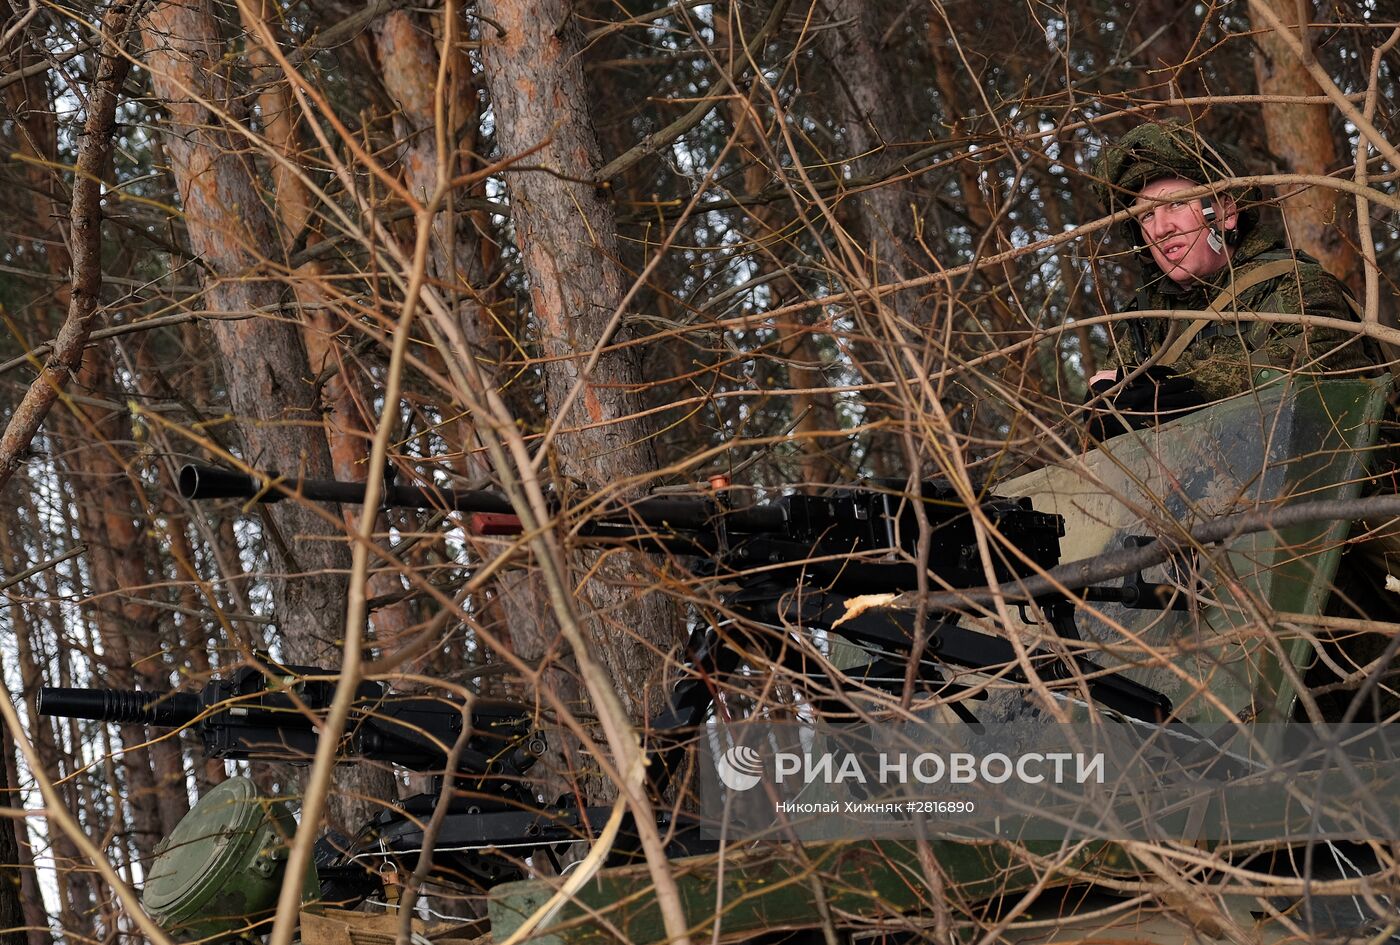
[471,512,523,535]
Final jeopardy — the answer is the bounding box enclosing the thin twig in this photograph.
[1353,26,1400,326]
[0,0,134,492]
[0,543,86,592]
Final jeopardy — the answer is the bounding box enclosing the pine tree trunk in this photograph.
[1251,0,1360,284]
[821,0,922,290]
[140,0,352,648]
[478,0,683,720]
[66,362,192,838]
[240,0,418,655]
[2,498,96,935]
[0,507,60,945]
[139,0,389,831]
[0,730,46,945]
[0,722,28,945]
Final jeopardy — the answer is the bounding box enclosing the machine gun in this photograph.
[38,465,1189,935]
[183,463,1079,592]
[37,660,555,901]
[36,659,705,912]
[37,662,545,802]
[180,463,1178,721]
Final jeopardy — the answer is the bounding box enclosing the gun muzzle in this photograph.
[37,687,201,727]
[178,465,274,502]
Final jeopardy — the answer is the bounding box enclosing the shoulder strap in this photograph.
[1157,258,1300,367]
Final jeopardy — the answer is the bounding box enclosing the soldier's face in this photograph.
[1131,178,1237,284]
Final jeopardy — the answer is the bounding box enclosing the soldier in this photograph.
[1087,119,1398,717]
[1084,119,1378,436]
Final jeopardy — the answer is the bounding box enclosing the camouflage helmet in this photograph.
[1094,119,1261,238]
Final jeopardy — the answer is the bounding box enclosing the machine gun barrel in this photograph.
[36,665,546,802]
[179,465,1059,584]
[179,464,518,515]
[37,687,200,727]
[179,463,789,535]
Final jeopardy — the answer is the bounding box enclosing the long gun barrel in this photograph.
[37,687,200,726]
[179,463,787,533]
[36,664,546,801]
[179,464,1063,590]
[179,464,517,515]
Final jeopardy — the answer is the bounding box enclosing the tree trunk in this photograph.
[3,496,97,935]
[140,0,386,831]
[1250,0,1361,285]
[0,721,28,945]
[140,0,353,645]
[140,0,351,650]
[478,0,683,720]
[66,360,193,838]
[51,404,166,860]
[0,506,59,945]
[0,727,46,945]
[241,0,418,656]
[820,0,922,291]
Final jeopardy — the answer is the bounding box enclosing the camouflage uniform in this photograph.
[1097,121,1397,710]
[1094,120,1378,403]
[1103,227,1376,403]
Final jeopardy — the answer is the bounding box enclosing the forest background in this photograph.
[0,0,1397,941]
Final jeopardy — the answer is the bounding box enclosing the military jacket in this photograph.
[1106,227,1377,404]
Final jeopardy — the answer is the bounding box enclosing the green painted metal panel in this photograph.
[998,377,1390,724]
[487,838,1137,945]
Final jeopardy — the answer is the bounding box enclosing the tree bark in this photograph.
[1250,0,1361,285]
[2,495,96,936]
[478,0,683,719]
[0,505,57,945]
[819,0,921,291]
[56,404,167,856]
[0,721,27,945]
[140,0,385,830]
[140,0,351,652]
[0,727,45,945]
[240,0,418,657]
